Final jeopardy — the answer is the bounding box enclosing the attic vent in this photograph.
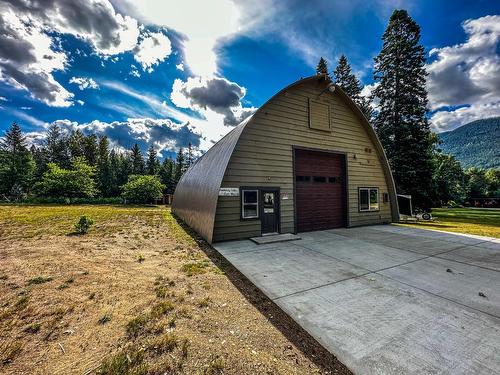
[308,98,331,132]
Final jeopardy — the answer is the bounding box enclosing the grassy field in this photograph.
[0,204,349,375]
[398,207,500,238]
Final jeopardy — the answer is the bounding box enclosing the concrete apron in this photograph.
[213,225,500,375]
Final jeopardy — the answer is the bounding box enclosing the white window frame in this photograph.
[359,187,379,212]
[241,189,259,219]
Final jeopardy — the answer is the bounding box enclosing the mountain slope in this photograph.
[439,117,500,169]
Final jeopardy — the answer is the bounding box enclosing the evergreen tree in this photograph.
[30,144,47,180]
[186,142,194,168]
[68,129,85,161]
[45,123,69,168]
[130,143,145,175]
[96,136,112,196]
[83,134,98,166]
[372,9,433,208]
[146,145,161,175]
[316,57,330,78]
[173,147,186,184]
[108,149,121,196]
[333,54,373,119]
[0,123,35,198]
[159,157,175,194]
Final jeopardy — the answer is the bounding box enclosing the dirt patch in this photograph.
[0,205,350,374]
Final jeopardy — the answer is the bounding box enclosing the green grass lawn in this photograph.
[398,207,500,238]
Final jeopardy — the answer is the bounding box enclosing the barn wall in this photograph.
[213,80,393,242]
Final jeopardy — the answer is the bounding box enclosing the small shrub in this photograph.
[137,254,145,263]
[89,292,96,300]
[197,297,211,308]
[181,260,210,276]
[0,341,23,365]
[148,334,178,355]
[98,314,111,325]
[15,294,29,310]
[74,215,94,234]
[24,323,41,334]
[151,301,175,317]
[206,355,225,374]
[126,315,150,338]
[27,276,53,285]
[98,349,145,375]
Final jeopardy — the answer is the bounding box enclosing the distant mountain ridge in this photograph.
[439,117,500,169]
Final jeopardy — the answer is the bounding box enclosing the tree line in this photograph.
[0,122,193,203]
[316,9,499,208]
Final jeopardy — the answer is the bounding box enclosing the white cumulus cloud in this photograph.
[69,77,99,90]
[427,15,500,131]
[134,31,172,71]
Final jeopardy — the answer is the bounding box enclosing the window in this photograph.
[296,175,311,182]
[359,188,379,212]
[313,176,327,183]
[242,189,258,219]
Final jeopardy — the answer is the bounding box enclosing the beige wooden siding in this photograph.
[213,80,392,242]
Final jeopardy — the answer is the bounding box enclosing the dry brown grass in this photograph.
[0,204,350,374]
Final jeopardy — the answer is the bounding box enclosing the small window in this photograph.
[296,175,311,182]
[359,188,379,212]
[313,176,327,183]
[242,189,258,219]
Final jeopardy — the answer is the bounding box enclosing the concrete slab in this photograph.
[213,225,500,374]
[298,237,426,271]
[438,245,500,271]
[277,274,500,375]
[379,257,500,317]
[218,242,368,299]
[250,233,301,244]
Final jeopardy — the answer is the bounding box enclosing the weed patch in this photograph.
[126,314,150,338]
[181,260,210,276]
[24,323,41,334]
[27,276,53,285]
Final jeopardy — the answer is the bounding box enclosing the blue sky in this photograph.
[0,0,499,157]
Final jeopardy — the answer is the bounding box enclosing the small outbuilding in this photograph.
[172,75,399,243]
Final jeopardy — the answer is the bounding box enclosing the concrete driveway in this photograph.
[213,225,500,374]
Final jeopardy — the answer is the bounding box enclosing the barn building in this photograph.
[172,75,399,243]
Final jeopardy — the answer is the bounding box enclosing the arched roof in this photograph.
[172,75,399,243]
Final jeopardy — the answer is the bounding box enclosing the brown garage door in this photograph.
[295,149,347,232]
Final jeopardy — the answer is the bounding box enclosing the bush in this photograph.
[18,197,123,205]
[121,175,165,204]
[75,215,94,234]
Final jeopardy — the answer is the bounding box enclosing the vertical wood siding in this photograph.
[213,80,393,242]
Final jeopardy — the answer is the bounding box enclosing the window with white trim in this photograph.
[359,188,379,211]
[242,189,259,219]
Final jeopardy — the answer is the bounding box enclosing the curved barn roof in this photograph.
[172,75,399,243]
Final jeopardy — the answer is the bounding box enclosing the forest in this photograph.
[0,122,192,204]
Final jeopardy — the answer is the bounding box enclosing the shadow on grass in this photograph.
[171,213,352,375]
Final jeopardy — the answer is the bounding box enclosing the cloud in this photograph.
[427,15,500,131]
[171,76,256,126]
[0,0,140,106]
[69,77,99,90]
[134,31,172,71]
[47,117,201,157]
[427,15,500,110]
[118,0,241,76]
[431,102,500,132]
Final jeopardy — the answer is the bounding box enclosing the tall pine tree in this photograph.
[173,147,185,185]
[96,136,112,196]
[316,57,330,78]
[333,54,373,120]
[146,145,161,175]
[130,143,145,175]
[0,123,35,198]
[45,123,69,168]
[159,157,175,194]
[372,9,433,208]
